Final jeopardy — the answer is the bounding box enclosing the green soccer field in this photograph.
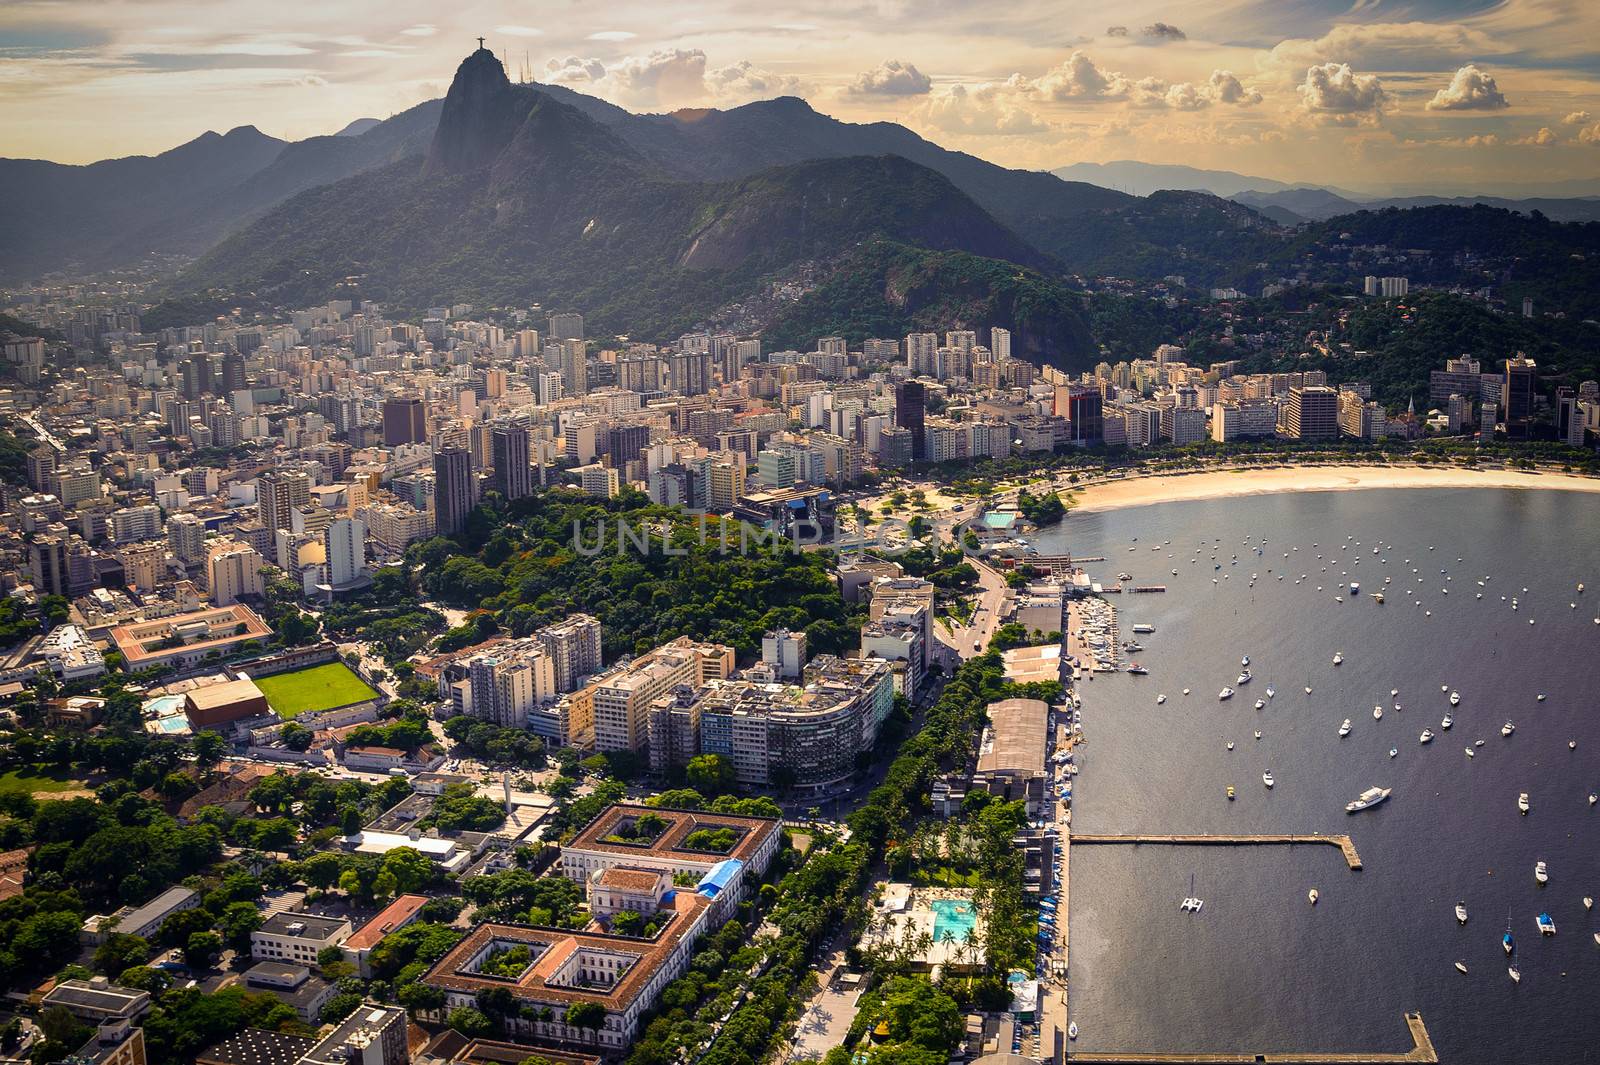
[251,662,379,718]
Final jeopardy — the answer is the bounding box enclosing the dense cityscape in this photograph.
[3,6,1600,1065]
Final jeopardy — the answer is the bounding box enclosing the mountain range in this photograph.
[1053,160,1600,224]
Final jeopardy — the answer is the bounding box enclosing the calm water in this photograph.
[1039,488,1600,1064]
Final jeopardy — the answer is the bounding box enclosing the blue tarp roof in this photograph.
[696,858,744,897]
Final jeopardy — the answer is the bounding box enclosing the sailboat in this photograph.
[1503,913,1515,955]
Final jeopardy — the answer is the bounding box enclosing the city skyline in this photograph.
[3,0,1599,193]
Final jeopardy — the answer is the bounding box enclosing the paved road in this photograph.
[785,944,860,1063]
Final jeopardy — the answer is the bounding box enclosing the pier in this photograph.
[1068,832,1363,870]
[1065,1011,1437,1063]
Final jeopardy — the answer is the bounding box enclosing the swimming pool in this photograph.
[931,898,977,943]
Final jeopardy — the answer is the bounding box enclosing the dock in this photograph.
[1067,833,1363,870]
[1065,1011,1437,1063]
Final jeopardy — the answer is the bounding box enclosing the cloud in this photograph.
[1561,110,1591,125]
[1142,23,1187,42]
[850,59,931,96]
[399,25,435,38]
[1106,26,1129,38]
[1511,127,1555,146]
[1207,70,1262,106]
[1579,123,1600,144]
[913,79,1051,135]
[1262,22,1503,84]
[545,56,607,84]
[1297,62,1389,125]
[1036,51,1129,100]
[588,31,637,42]
[339,49,405,59]
[494,26,543,38]
[1425,64,1509,111]
[706,60,802,99]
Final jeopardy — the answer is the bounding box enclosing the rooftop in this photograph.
[196,1028,318,1065]
[258,910,351,941]
[344,893,429,951]
[976,698,1050,777]
[185,677,265,711]
[566,804,777,866]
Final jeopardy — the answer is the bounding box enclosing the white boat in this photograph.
[1131,623,1155,634]
[1537,693,1546,702]
[1537,913,1556,935]
[1345,786,1391,813]
[1590,794,1598,805]
[1450,691,1461,706]
[1518,792,1530,814]
[1263,771,1275,788]
[1226,742,1234,750]
[1389,748,1398,758]
[1475,739,1486,746]
[1419,729,1434,744]
[1373,705,1384,720]
[1509,964,1521,983]
[1183,688,1191,695]
[1266,686,1276,698]
[1333,652,1344,665]
[1068,1022,1079,1041]
[1502,722,1516,736]
[1219,687,1235,701]
[1441,714,1453,729]
[1304,685,1313,694]
[1156,694,1167,705]
[1586,898,1594,911]
[1339,719,1352,737]
[1455,901,1468,924]
[1465,747,1475,758]
[1254,730,1262,740]
[1254,698,1266,710]
[1569,740,1577,750]
[1308,889,1319,905]
[1535,861,1548,884]
[1241,655,1250,667]
[1455,961,1468,974]
[1350,582,1360,593]
[1237,670,1252,685]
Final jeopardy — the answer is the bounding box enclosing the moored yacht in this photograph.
[1518,792,1530,814]
[1219,686,1235,700]
[1333,652,1344,665]
[1535,860,1548,883]
[1420,729,1434,744]
[1455,901,1468,924]
[1450,691,1461,706]
[1263,771,1275,788]
[1441,714,1453,729]
[1502,722,1516,736]
[1373,705,1384,720]
[1537,913,1556,935]
[1345,786,1391,813]
[1237,670,1252,685]
[1339,719,1352,737]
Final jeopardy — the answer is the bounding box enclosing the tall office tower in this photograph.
[895,380,926,460]
[207,540,266,605]
[990,327,1012,360]
[382,397,427,446]
[536,614,604,692]
[258,470,311,532]
[29,534,69,597]
[607,424,651,471]
[905,332,938,375]
[1502,355,1537,440]
[548,311,584,340]
[26,445,58,491]
[670,351,713,396]
[491,425,535,500]
[432,446,476,536]
[1066,387,1104,446]
[221,352,247,393]
[323,517,368,589]
[182,353,213,399]
[550,339,587,396]
[1281,385,1340,441]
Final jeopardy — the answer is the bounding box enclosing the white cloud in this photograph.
[1511,126,1555,146]
[545,56,607,84]
[610,48,712,104]
[706,60,802,100]
[494,26,544,38]
[913,79,1051,136]
[1577,123,1600,145]
[339,49,405,59]
[1262,22,1503,84]
[1297,62,1389,125]
[1561,110,1591,125]
[1036,51,1129,101]
[588,31,637,42]
[1208,70,1262,106]
[1426,64,1509,111]
[850,59,931,96]
[399,25,435,38]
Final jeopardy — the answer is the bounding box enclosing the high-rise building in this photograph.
[547,311,584,341]
[432,447,476,536]
[1065,387,1103,446]
[536,614,603,693]
[490,425,535,500]
[990,327,1012,360]
[467,652,552,727]
[761,629,807,680]
[895,381,926,460]
[381,397,427,447]
[207,541,266,606]
[705,460,746,513]
[323,517,368,590]
[258,470,312,532]
[167,513,207,565]
[29,534,69,597]
[118,542,164,595]
[1281,385,1340,441]
[1502,355,1537,440]
[221,352,247,393]
[607,424,651,471]
[670,351,713,396]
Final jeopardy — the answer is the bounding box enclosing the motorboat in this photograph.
[1389,748,1398,758]
[1535,861,1548,884]
[1339,719,1352,737]
[1591,794,1599,805]
[1254,731,1262,740]
[1253,698,1266,710]
[1263,771,1275,788]
[1455,961,1468,974]
[1450,691,1461,706]
[1131,623,1155,634]
[1420,729,1434,744]
[1156,694,1166,705]
[1537,693,1546,702]
[1241,655,1250,667]
[1345,786,1391,813]
[1569,741,1578,750]
[1127,664,1149,675]
[1304,685,1313,694]
[1502,722,1516,737]
[1475,739,1486,746]
[1219,687,1235,700]
[1372,592,1385,604]
[1441,714,1453,730]
[1308,889,1319,905]
[1183,688,1191,695]
[1518,792,1530,814]
[1237,670,1252,685]
[1333,652,1344,665]
[1586,898,1594,911]
[1350,582,1360,594]
[1226,742,1234,750]
[1373,705,1384,720]
[1456,901,1468,924]
[1266,686,1276,698]
[1537,913,1556,935]
[1226,785,1235,800]
[1068,1022,1079,1041]
[1465,748,1475,758]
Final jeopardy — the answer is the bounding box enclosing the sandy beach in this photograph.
[1065,464,1600,515]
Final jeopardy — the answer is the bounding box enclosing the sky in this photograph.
[3,0,1599,193]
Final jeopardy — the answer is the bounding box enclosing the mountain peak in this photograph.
[424,49,522,176]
